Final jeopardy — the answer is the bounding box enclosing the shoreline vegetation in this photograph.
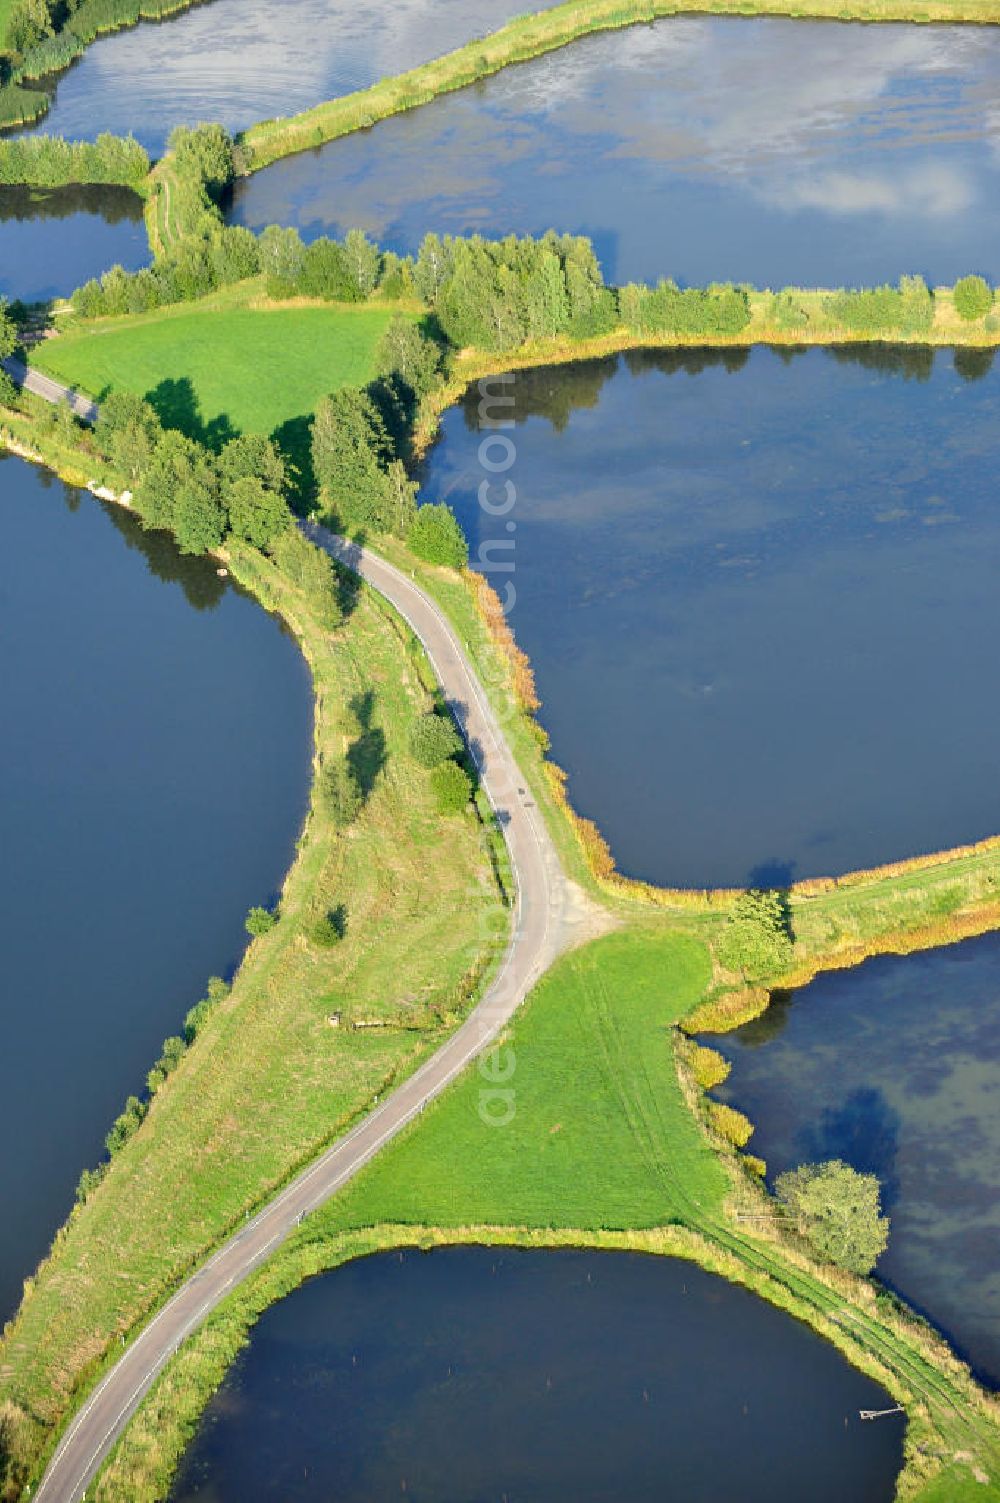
[233,0,1000,178]
[0,0,207,129]
[5,360,1000,1500]
[2,14,1000,1497]
[5,0,1000,139]
[0,402,512,1498]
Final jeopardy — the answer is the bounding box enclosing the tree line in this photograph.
[0,131,149,188]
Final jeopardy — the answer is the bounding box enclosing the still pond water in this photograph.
[169,1247,904,1503]
[0,183,148,304]
[22,0,555,154]
[423,344,1000,891]
[713,931,1000,1388]
[231,17,1000,288]
[0,456,311,1319]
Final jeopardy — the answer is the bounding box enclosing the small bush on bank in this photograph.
[409,711,463,768]
[430,759,473,814]
[105,1094,146,1156]
[953,274,993,322]
[245,905,278,939]
[183,975,229,1043]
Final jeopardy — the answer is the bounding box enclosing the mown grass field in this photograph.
[0,529,508,1490]
[93,928,1000,1503]
[329,929,727,1231]
[31,291,404,449]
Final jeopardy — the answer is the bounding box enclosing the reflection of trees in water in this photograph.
[100,499,228,612]
[460,356,619,435]
[732,989,796,1050]
[799,1085,902,1210]
[625,347,750,379]
[0,183,144,227]
[953,346,996,383]
[826,343,936,383]
[459,348,756,436]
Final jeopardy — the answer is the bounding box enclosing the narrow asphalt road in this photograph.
[1,356,99,423]
[15,376,604,1502]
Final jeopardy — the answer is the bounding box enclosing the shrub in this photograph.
[687,1042,731,1091]
[953,274,993,322]
[321,759,363,828]
[409,711,463,768]
[245,905,277,938]
[707,1101,754,1148]
[105,1094,146,1156]
[311,905,347,948]
[0,369,19,407]
[408,503,468,568]
[716,890,794,981]
[776,1160,889,1274]
[183,975,229,1043]
[430,759,473,814]
[74,1165,105,1205]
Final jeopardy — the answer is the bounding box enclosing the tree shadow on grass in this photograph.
[271,414,315,514]
[346,689,387,801]
[144,375,237,451]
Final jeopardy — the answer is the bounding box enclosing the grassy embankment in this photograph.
[232,0,1000,180]
[0,401,511,1493]
[91,928,1000,1503]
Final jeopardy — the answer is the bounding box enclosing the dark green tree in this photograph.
[173,479,226,555]
[311,387,395,530]
[300,237,361,301]
[409,711,463,768]
[225,476,291,549]
[376,315,442,399]
[96,391,163,484]
[343,228,380,296]
[134,430,218,535]
[0,298,17,360]
[219,433,287,493]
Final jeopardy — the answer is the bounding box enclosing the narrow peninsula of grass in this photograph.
[0,439,509,1495]
[236,0,1000,177]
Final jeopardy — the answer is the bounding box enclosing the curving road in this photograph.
[1,356,99,424]
[15,370,603,1502]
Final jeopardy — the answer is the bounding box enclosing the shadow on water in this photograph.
[100,498,227,612]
